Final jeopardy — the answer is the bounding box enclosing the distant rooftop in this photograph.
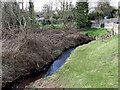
[102,18,120,23]
[91,18,120,23]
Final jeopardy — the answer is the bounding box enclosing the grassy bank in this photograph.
[32,35,118,88]
[81,28,112,36]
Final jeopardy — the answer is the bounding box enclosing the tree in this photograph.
[2,2,22,30]
[75,1,88,29]
[96,0,114,16]
[29,0,34,25]
[108,5,120,19]
[42,4,51,19]
[59,0,66,25]
[88,10,104,24]
[109,9,118,18]
[65,1,74,22]
[42,1,55,28]
[49,1,55,28]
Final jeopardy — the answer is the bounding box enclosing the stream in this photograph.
[3,47,75,90]
[44,47,75,77]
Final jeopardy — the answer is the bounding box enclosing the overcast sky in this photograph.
[17,0,119,12]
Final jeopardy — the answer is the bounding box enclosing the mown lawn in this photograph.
[81,28,112,36]
[32,35,118,88]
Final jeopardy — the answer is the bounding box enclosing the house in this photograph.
[91,18,119,28]
[91,18,119,34]
[101,18,119,29]
[102,18,119,34]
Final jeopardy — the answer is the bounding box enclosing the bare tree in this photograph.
[96,0,114,16]
[59,0,74,25]
[42,4,51,19]
[49,1,55,28]
[29,0,35,25]
[42,1,55,28]
[59,0,66,25]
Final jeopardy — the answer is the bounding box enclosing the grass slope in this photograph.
[32,35,118,88]
[81,28,112,36]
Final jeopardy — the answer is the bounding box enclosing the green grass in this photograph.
[54,24,63,27]
[39,23,63,28]
[81,28,112,36]
[35,35,118,88]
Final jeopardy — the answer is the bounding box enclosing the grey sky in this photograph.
[16,0,119,12]
[35,0,119,12]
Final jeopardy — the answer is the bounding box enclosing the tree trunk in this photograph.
[62,2,65,25]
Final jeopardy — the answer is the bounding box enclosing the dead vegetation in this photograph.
[2,28,92,87]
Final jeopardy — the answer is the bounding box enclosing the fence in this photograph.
[113,23,119,34]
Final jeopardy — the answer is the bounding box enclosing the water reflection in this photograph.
[44,48,75,76]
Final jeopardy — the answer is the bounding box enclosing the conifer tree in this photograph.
[75,1,88,29]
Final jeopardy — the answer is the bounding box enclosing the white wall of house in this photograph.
[118,24,120,34]
[104,22,114,29]
[91,18,119,30]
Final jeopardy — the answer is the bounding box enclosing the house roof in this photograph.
[91,18,120,24]
[101,18,120,23]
